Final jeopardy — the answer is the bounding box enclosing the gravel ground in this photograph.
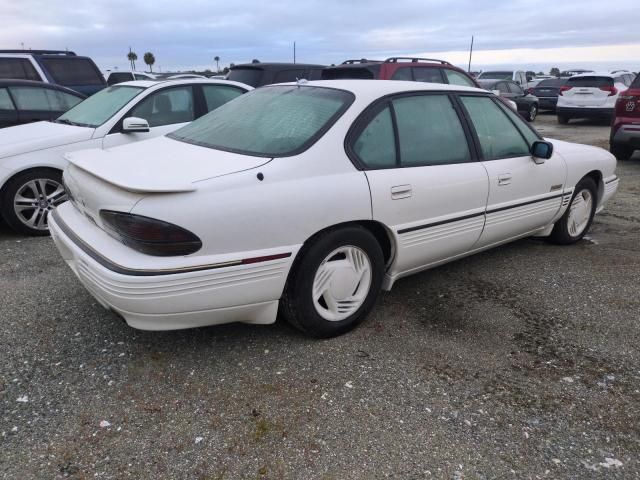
[1,113,639,479]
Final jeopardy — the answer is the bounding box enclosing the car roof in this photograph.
[269,79,484,102]
[115,78,253,90]
[0,78,86,96]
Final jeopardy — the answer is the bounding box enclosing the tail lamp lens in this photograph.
[599,86,618,96]
[559,85,572,96]
[100,210,202,256]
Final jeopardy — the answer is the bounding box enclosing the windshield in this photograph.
[169,85,354,157]
[57,85,144,127]
[479,71,513,80]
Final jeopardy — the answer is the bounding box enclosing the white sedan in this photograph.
[0,78,251,235]
[50,80,619,338]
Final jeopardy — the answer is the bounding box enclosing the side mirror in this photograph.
[531,140,553,163]
[122,117,150,133]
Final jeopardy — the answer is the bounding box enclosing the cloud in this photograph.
[1,0,638,71]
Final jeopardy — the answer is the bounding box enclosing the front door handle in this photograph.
[391,184,412,199]
[498,174,512,186]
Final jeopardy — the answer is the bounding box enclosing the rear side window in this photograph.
[201,85,244,112]
[413,68,444,84]
[131,86,194,127]
[226,68,264,87]
[321,67,377,80]
[0,58,41,81]
[566,76,613,88]
[393,95,471,166]
[460,95,530,160]
[391,68,412,81]
[107,72,134,85]
[0,88,15,109]
[352,105,396,168]
[39,57,104,86]
[444,69,475,87]
[508,83,524,95]
[47,90,83,111]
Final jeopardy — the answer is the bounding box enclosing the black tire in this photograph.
[610,144,634,161]
[557,115,570,125]
[0,168,65,236]
[548,177,597,245]
[280,226,385,338]
[526,103,538,122]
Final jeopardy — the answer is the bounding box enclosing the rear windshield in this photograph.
[479,71,512,80]
[40,57,105,86]
[322,66,378,80]
[566,76,613,88]
[226,68,264,87]
[632,75,640,88]
[169,85,354,157]
[536,79,566,87]
[57,85,144,127]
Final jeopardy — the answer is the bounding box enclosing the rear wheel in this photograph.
[281,226,384,338]
[548,177,597,245]
[610,144,634,161]
[0,169,67,236]
[526,103,538,122]
[557,115,570,125]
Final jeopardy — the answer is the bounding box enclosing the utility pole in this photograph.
[468,36,474,73]
[293,41,296,64]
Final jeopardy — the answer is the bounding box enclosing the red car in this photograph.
[610,74,640,160]
[322,57,479,88]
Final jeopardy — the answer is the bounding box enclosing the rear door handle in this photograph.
[498,174,512,186]
[391,184,412,199]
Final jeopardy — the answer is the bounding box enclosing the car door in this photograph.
[102,85,195,148]
[0,87,18,127]
[350,92,489,276]
[9,86,57,123]
[458,94,566,248]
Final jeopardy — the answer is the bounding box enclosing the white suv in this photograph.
[556,72,633,124]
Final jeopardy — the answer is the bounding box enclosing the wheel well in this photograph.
[583,170,603,202]
[0,166,63,196]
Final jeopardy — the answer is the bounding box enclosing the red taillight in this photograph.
[599,86,618,96]
[100,210,202,256]
[559,85,572,96]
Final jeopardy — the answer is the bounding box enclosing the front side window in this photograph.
[444,69,475,87]
[508,82,524,95]
[393,94,471,166]
[0,58,41,81]
[391,68,412,81]
[495,100,540,146]
[202,85,245,112]
[0,88,15,110]
[130,86,194,127]
[169,85,353,157]
[39,57,104,86]
[352,105,396,168]
[460,95,530,160]
[57,85,144,127]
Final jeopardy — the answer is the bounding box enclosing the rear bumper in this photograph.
[611,124,640,149]
[49,204,295,331]
[557,106,614,118]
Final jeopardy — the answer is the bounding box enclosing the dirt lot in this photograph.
[1,113,639,479]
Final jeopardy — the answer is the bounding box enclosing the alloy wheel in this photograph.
[13,178,67,231]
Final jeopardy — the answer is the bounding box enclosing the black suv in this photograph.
[226,62,326,87]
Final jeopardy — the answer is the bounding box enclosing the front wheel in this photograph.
[526,103,538,122]
[548,177,597,245]
[280,226,384,338]
[0,169,67,236]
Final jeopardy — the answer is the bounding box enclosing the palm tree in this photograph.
[143,52,156,73]
[127,49,138,71]
[214,56,220,73]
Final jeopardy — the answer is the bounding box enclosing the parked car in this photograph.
[610,73,640,160]
[477,79,539,121]
[226,62,326,87]
[476,70,533,89]
[50,80,618,338]
[0,50,106,96]
[321,57,479,88]
[556,73,630,124]
[0,79,251,235]
[0,79,85,128]
[106,71,156,85]
[528,78,568,111]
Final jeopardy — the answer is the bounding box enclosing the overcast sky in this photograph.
[1,0,638,73]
